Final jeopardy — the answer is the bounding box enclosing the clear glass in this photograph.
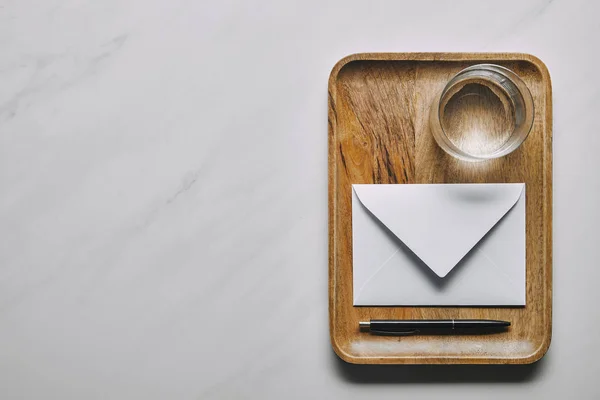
[429,64,534,161]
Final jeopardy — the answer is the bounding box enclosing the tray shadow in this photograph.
[331,349,548,383]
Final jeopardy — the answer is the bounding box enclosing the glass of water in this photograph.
[429,64,534,161]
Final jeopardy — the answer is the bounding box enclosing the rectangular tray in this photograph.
[328,53,552,364]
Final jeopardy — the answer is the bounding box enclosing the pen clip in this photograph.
[369,329,420,336]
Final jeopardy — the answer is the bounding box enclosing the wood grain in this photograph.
[328,53,552,364]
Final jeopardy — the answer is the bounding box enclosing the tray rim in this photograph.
[328,52,553,365]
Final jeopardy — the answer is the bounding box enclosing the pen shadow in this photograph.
[331,349,548,383]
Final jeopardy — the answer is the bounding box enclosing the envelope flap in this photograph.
[353,183,525,277]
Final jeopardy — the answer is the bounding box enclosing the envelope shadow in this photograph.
[360,199,507,291]
[331,349,548,383]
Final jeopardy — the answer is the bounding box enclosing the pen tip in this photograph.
[359,321,370,330]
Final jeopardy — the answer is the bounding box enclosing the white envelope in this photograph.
[352,183,526,306]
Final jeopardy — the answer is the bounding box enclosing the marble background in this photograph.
[1,0,599,398]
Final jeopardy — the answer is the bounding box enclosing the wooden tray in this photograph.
[328,53,552,364]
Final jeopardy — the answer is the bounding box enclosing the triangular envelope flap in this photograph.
[353,183,524,278]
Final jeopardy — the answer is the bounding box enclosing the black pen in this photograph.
[359,319,510,335]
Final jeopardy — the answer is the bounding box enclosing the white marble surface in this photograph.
[1,0,599,398]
